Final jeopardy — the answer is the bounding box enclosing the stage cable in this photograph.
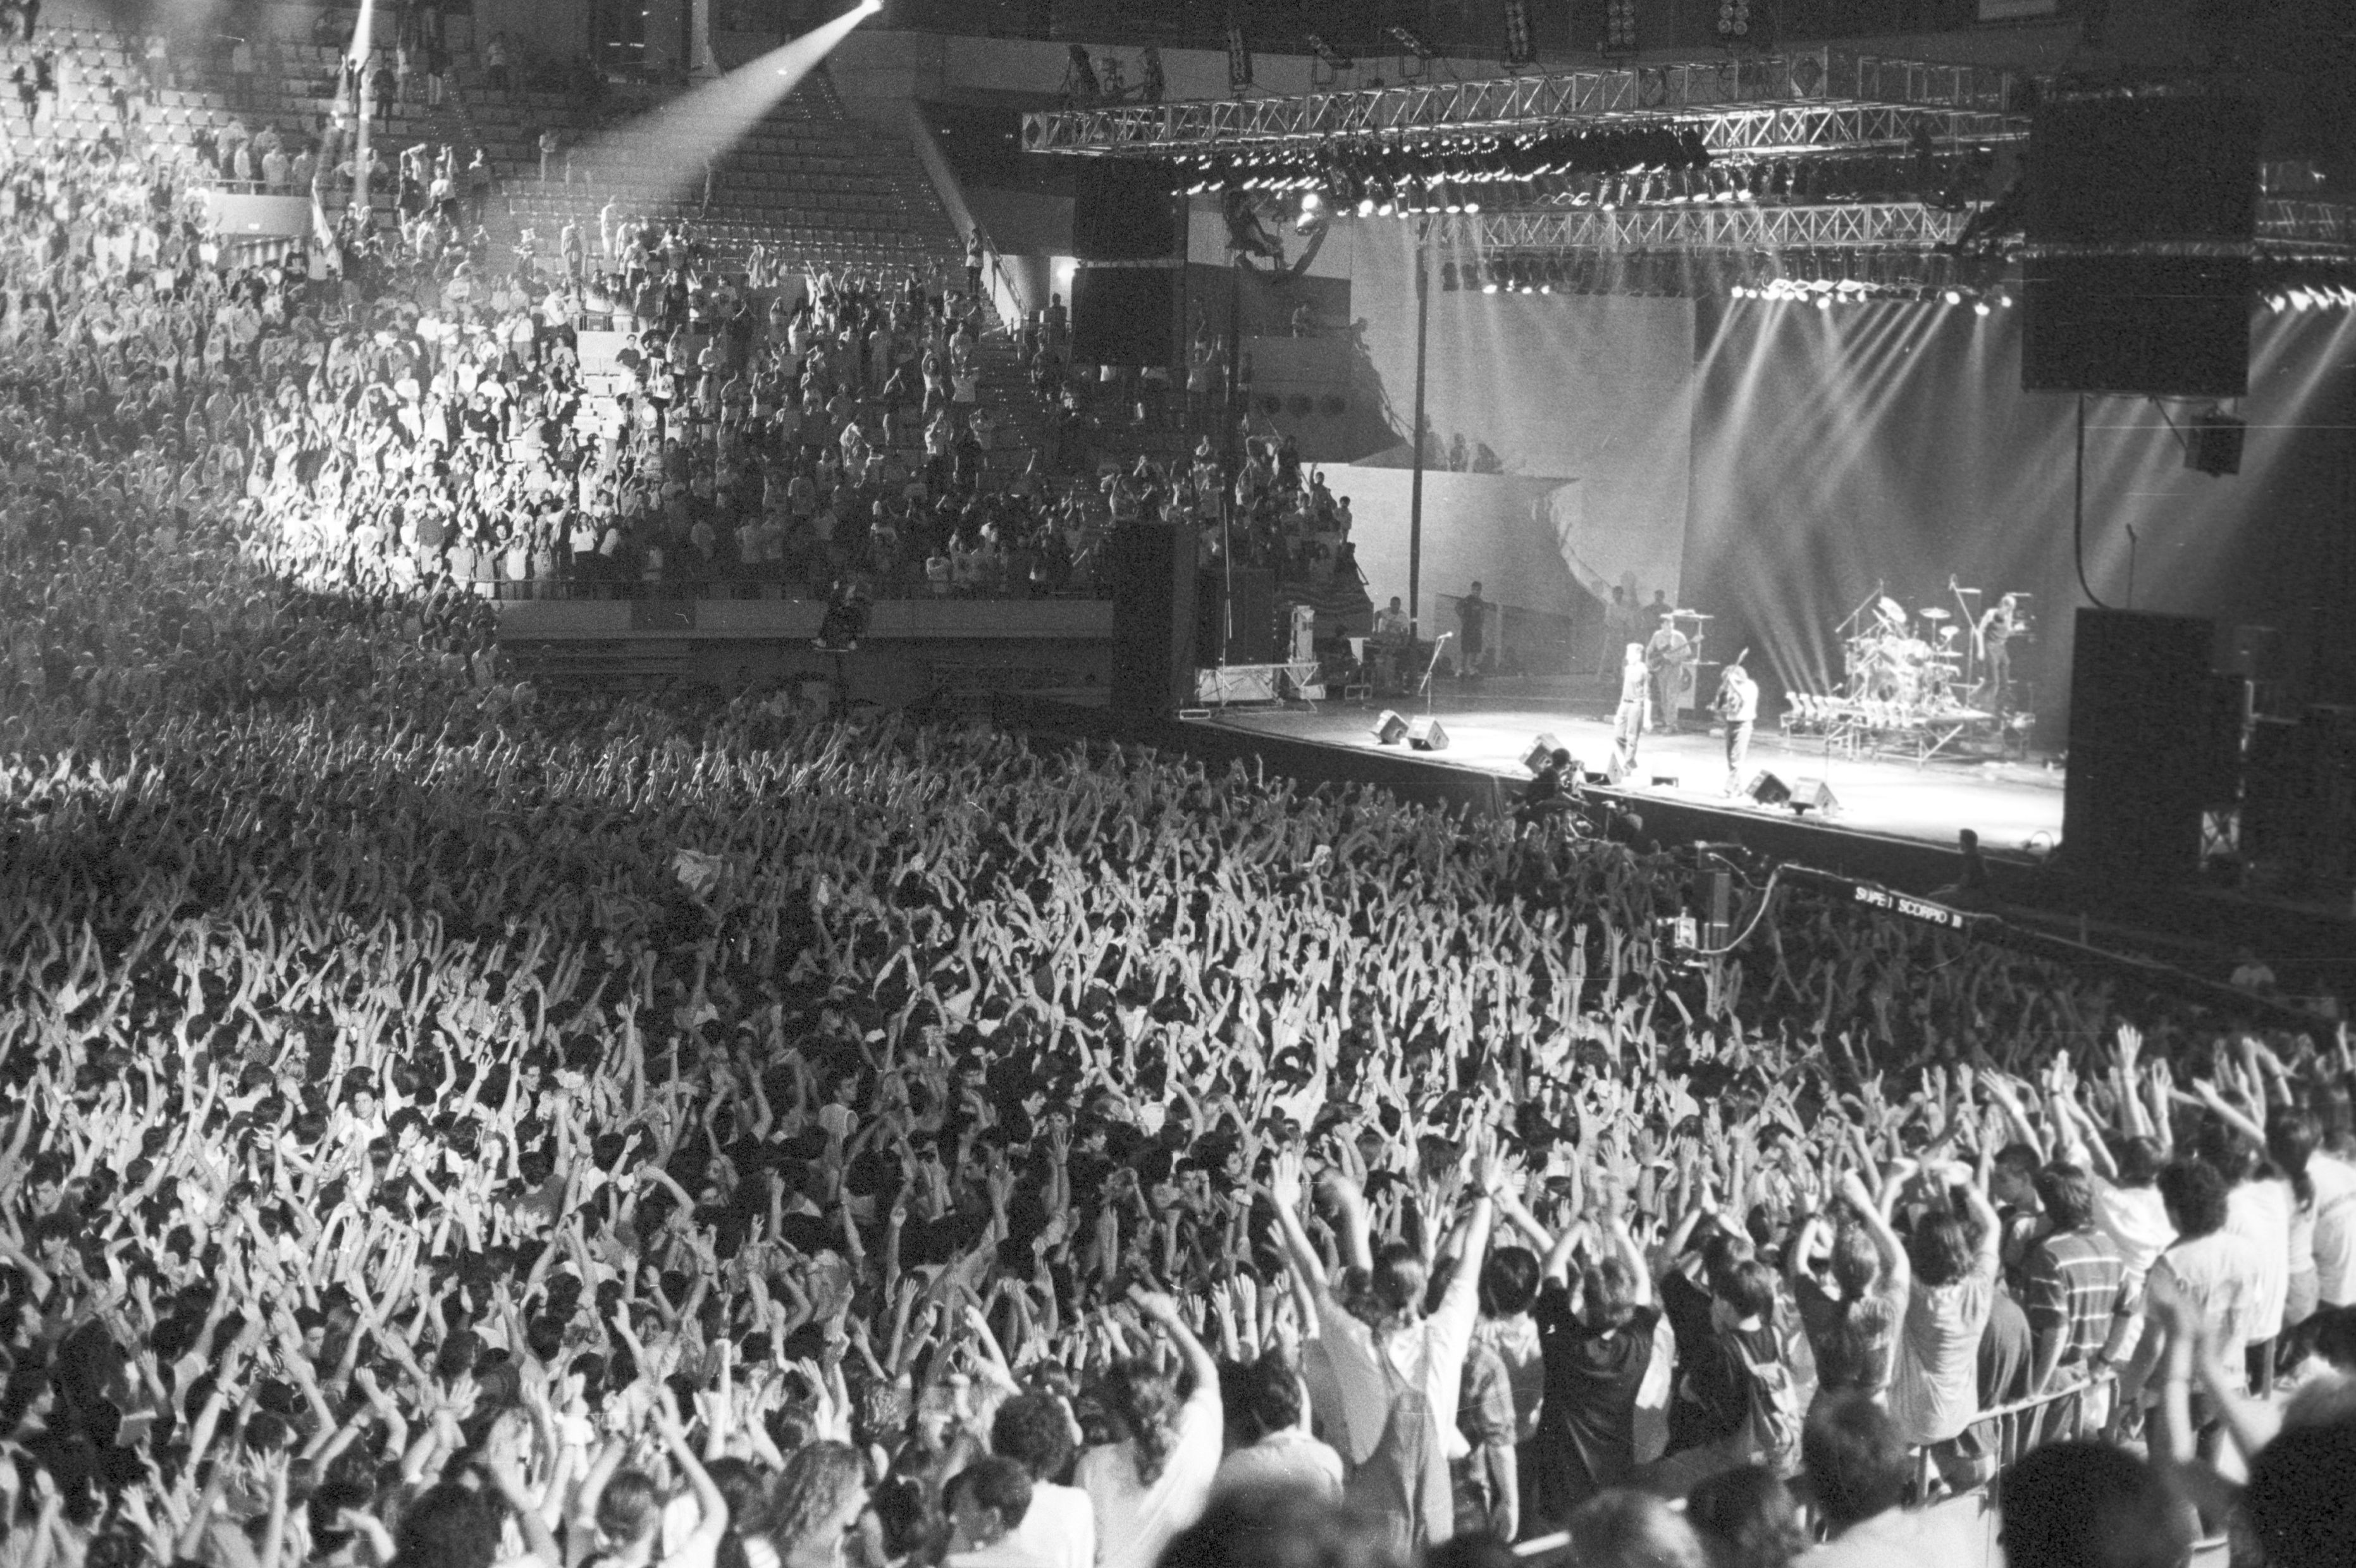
[1693,865,1786,958]
[2073,393,2112,610]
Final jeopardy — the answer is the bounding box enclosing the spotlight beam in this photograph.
[567,3,884,223]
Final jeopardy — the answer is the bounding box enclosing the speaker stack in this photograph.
[2021,90,2260,399]
[2063,608,2224,884]
[1107,523,1199,719]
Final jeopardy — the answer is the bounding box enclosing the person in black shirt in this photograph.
[1459,581,1488,680]
[1516,1206,1661,1532]
[1517,748,1581,830]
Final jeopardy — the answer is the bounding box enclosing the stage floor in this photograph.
[1198,693,2066,855]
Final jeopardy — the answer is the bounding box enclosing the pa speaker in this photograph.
[1071,267,1178,369]
[2026,93,2261,247]
[1107,522,1199,718]
[1372,710,1409,745]
[2021,253,2250,398]
[2064,608,2214,883]
[1408,717,1448,752]
[1073,160,1178,260]
[1746,771,1792,808]
[2186,410,2246,476]
[1791,777,1841,815]
[1522,732,1562,773]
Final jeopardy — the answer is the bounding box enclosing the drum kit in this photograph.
[1846,595,1969,711]
[1783,584,2034,761]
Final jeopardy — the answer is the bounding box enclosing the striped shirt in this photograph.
[2023,1227,2128,1366]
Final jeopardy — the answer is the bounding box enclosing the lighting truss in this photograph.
[1698,104,2017,156]
[2259,199,2356,254]
[1443,247,1966,300]
[1461,202,1972,253]
[1020,48,2028,157]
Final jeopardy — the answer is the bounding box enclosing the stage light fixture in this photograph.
[1973,299,1990,316]
[1504,0,1536,65]
[1941,288,1963,305]
[1605,0,1638,52]
[1388,25,1439,61]
[1305,34,1355,74]
[1301,190,1321,211]
[1814,294,1831,310]
[1356,195,1377,218]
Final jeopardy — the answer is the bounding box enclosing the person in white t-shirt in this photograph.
[2198,1116,2293,1388]
[1076,1288,1223,1568]
[2269,1110,2356,1310]
[990,1394,1094,1568]
[1212,1355,1344,1500]
[947,1458,1058,1568]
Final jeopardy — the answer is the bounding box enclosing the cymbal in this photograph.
[1917,607,1951,620]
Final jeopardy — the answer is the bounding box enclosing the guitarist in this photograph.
[1645,615,1695,733]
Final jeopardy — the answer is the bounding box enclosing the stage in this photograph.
[1194,687,2066,856]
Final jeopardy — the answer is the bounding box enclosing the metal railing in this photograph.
[1911,1370,2119,1497]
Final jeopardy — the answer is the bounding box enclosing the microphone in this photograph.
[1433,632,1453,641]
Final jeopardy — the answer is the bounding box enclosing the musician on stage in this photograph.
[1975,593,2021,717]
[1611,642,1648,776]
[1644,615,1694,732]
[1711,657,1758,798]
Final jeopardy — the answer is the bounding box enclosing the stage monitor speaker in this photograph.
[1223,567,1280,664]
[1522,732,1562,773]
[2064,608,2216,884]
[1107,522,1199,718]
[2026,93,2262,247]
[2021,254,2250,398]
[1791,777,1841,815]
[1746,771,1792,808]
[1070,267,1178,369]
[1073,160,1178,260]
[1408,717,1449,752]
[2186,410,2247,476]
[1372,710,1410,746]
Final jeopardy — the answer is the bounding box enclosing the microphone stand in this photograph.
[1419,632,1453,715]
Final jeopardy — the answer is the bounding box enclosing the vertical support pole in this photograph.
[1408,222,1431,636]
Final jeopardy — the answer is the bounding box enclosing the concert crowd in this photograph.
[4,50,2356,1568]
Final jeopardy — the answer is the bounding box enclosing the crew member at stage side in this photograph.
[1974,593,2020,718]
[1516,747,1581,829]
[1610,642,1648,778]
[1712,655,1758,798]
[1644,615,1694,733]
[1372,595,1412,694]
[1457,580,1489,681]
